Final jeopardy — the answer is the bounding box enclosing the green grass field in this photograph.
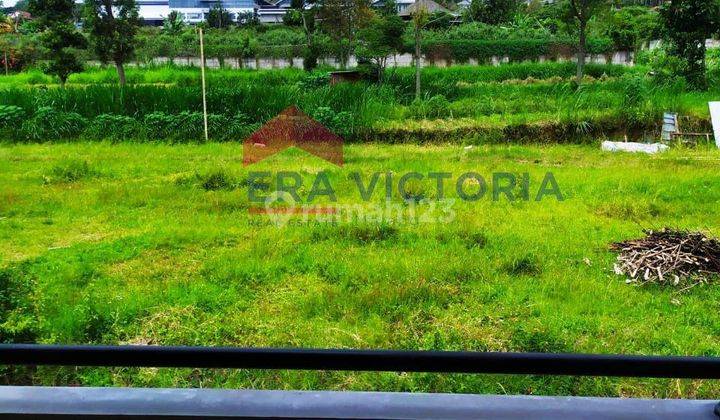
[2,142,720,397]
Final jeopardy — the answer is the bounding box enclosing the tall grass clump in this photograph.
[22,107,87,141]
[44,160,98,183]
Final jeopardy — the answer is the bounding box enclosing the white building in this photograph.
[138,0,172,26]
[255,0,292,24]
[170,0,255,24]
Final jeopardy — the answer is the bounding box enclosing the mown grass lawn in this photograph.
[1,141,720,397]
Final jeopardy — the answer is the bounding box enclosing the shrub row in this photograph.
[388,63,645,98]
[0,105,359,142]
[363,113,676,144]
[407,38,616,63]
[4,104,691,144]
[0,106,260,142]
[0,81,384,124]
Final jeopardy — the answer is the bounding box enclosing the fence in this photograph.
[1,344,719,418]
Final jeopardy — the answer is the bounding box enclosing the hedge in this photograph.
[405,38,616,63]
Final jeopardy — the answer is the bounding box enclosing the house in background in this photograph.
[397,0,452,18]
[255,0,292,24]
[134,0,460,25]
[371,0,417,14]
[138,0,172,26]
[455,0,470,10]
[169,0,255,23]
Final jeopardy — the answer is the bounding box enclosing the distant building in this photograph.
[371,0,418,14]
[455,0,470,10]
[138,0,171,26]
[255,0,292,24]
[169,0,255,23]
[134,0,472,25]
[397,0,452,18]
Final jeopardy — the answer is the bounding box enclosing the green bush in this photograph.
[412,38,615,63]
[312,106,336,127]
[143,111,255,141]
[409,95,452,119]
[640,48,689,86]
[0,105,25,128]
[200,171,236,191]
[226,112,260,140]
[311,107,354,138]
[45,159,98,183]
[604,6,660,51]
[83,114,146,141]
[143,112,178,139]
[297,72,331,89]
[21,107,87,141]
[0,267,37,343]
[145,112,218,141]
[707,48,720,84]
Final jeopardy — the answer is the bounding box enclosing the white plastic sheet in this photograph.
[709,102,720,148]
[601,141,669,154]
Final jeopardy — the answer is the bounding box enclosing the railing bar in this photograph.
[1,344,720,379]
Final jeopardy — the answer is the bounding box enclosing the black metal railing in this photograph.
[2,344,720,418]
[2,344,720,379]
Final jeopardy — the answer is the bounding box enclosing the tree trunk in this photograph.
[115,61,127,87]
[576,20,586,83]
[414,27,421,101]
[3,49,8,76]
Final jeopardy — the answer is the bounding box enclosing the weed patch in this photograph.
[312,222,399,244]
[503,254,542,276]
[44,160,98,184]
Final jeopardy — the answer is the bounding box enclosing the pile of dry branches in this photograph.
[611,228,720,286]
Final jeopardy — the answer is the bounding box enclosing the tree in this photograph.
[28,0,86,86]
[292,0,322,71]
[283,9,304,26]
[566,0,605,82]
[228,31,255,67]
[317,0,372,68]
[206,2,232,28]
[659,0,720,90]
[467,0,518,24]
[163,10,185,34]
[14,0,29,11]
[237,10,259,27]
[411,5,429,100]
[83,0,140,87]
[1,9,12,75]
[604,6,659,51]
[425,10,453,29]
[355,13,405,80]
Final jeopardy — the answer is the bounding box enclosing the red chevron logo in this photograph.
[243,106,344,167]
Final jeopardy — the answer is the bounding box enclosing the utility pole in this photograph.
[199,27,209,142]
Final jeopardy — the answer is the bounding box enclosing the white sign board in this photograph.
[710,102,720,148]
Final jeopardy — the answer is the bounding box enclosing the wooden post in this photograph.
[199,27,209,142]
